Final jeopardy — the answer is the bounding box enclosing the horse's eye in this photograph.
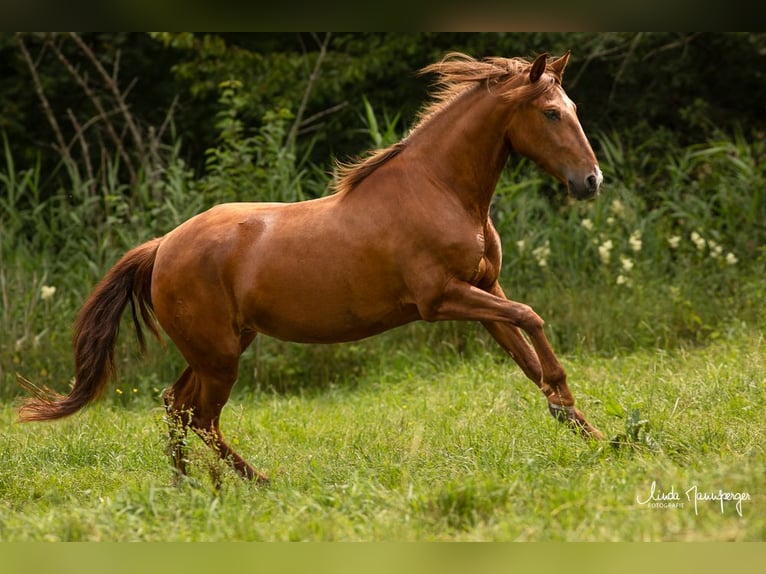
[544,109,561,121]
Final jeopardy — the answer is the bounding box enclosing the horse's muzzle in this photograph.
[569,166,603,200]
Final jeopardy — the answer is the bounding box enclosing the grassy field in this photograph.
[1,327,763,541]
[2,119,765,544]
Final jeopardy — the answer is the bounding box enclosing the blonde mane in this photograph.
[333,53,561,194]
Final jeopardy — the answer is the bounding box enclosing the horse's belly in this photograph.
[246,296,420,344]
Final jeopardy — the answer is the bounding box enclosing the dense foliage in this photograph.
[3,33,766,187]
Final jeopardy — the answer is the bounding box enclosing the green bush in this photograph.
[201,81,315,203]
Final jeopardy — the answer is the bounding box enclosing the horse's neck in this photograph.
[407,87,511,218]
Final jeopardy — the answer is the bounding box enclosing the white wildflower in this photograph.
[598,239,613,264]
[667,235,681,249]
[708,239,723,259]
[41,285,57,301]
[516,239,526,252]
[607,216,616,226]
[610,199,625,217]
[620,255,634,272]
[725,252,738,265]
[616,274,629,286]
[690,231,706,251]
[532,241,551,268]
[629,230,642,252]
[581,218,594,232]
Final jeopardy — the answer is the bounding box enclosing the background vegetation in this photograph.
[0,33,764,541]
[2,32,765,393]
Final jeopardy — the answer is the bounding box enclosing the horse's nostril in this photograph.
[586,167,603,192]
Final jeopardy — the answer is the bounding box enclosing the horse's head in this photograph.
[506,52,602,200]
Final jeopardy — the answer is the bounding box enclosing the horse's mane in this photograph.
[333,53,561,195]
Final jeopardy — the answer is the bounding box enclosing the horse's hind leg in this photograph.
[154,261,267,483]
[187,363,269,485]
[163,358,268,485]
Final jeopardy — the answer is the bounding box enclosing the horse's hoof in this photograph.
[242,466,271,486]
[548,403,604,440]
[254,474,271,487]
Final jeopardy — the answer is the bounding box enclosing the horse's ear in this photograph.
[550,50,571,78]
[529,52,549,83]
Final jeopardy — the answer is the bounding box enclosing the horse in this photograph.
[18,51,604,484]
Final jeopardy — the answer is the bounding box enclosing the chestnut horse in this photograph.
[19,52,604,484]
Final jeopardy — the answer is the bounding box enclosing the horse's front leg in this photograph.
[420,278,604,440]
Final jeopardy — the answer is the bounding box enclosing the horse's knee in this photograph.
[514,304,545,331]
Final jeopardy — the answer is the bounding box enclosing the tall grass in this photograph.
[2,98,765,401]
[492,128,766,352]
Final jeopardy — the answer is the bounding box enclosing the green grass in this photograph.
[1,330,763,541]
[2,108,765,544]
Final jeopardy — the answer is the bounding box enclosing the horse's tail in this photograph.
[17,237,163,422]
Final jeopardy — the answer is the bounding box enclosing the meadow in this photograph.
[0,328,763,541]
[1,92,765,541]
